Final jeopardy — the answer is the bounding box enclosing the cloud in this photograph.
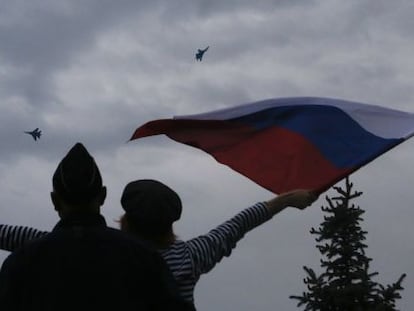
[1,0,414,310]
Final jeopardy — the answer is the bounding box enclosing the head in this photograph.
[120,179,182,247]
[51,142,106,218]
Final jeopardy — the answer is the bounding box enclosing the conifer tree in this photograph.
[290,178,405,310]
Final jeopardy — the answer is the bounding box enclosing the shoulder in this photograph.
[100,227,163,261]
[160,239,187,255]
[102,226,154,249]
[160,240,194,267]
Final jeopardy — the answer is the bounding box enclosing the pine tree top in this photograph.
[290,178,406,311]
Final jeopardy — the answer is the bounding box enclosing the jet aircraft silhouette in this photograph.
[24,128,42,141]
[195,46,209,61]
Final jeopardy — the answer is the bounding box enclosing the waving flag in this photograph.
[129,97,414,194]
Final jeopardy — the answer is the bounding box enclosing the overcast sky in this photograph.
[1,0,414,310]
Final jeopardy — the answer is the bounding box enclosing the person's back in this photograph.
[0,143,189,311]
[0,215,181,310]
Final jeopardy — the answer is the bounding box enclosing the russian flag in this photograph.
[130,97,414,194]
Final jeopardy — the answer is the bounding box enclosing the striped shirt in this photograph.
[0,202,271,304]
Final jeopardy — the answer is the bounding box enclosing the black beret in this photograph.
[121,179,182,234]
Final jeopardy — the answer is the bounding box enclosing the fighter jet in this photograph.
[195,46,209,61]
[24,128,42,141]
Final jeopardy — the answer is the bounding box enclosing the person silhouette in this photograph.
[0,143,190,311]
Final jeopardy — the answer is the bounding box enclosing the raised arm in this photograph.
[0,225,48,252]
[187,189,318,276]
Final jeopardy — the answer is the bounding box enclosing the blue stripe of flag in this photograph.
[230,105,402,168]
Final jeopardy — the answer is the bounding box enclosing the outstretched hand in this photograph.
[278,189,319,210]
[265,189,319,215]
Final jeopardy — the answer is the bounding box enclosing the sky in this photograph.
[1,0,414,309]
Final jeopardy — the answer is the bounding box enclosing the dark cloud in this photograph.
[0,0,165,108]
